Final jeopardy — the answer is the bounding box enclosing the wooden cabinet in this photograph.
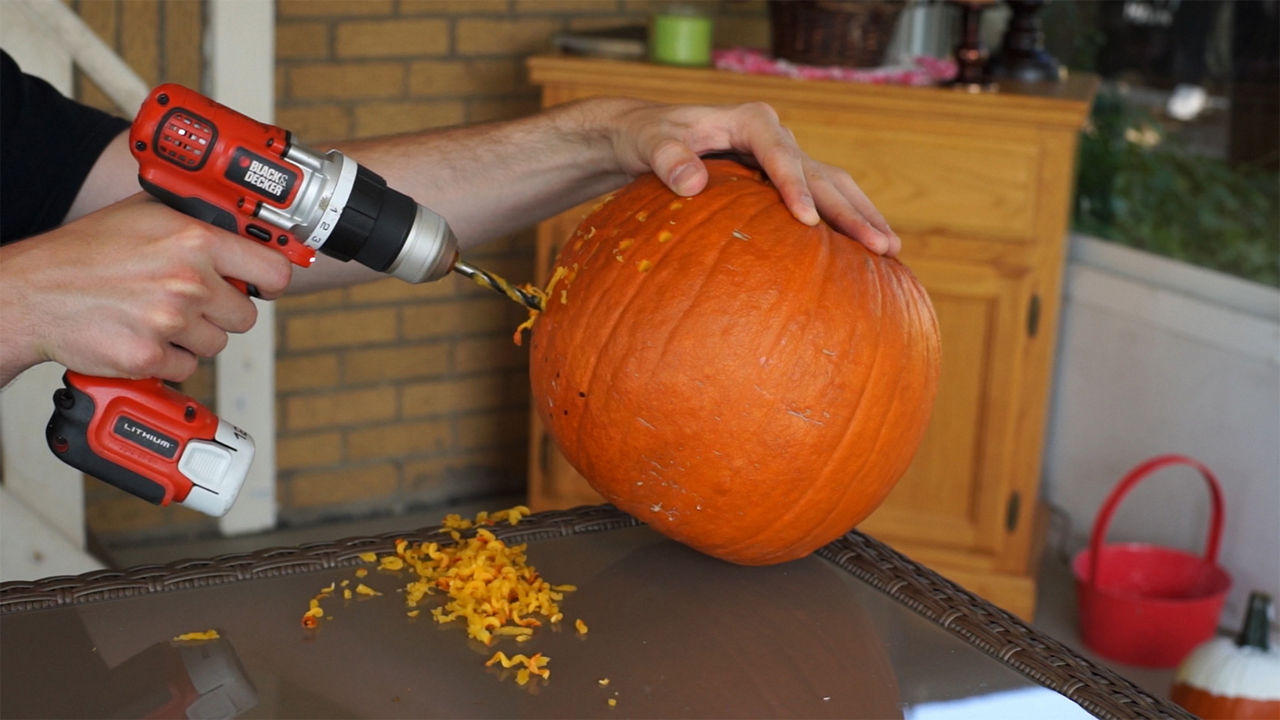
[525,55,1096,619]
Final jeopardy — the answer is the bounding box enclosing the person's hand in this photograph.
[606,100,901,257]
[0,194,294,387]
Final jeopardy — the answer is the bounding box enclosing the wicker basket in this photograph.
[769,0,907,68]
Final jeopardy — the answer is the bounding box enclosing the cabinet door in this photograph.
[855,256,1035,570]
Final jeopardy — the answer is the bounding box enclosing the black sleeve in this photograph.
[1,50,133,244]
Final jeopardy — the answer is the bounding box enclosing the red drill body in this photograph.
[47,84,459,516]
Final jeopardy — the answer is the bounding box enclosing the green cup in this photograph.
[650,9,713,67]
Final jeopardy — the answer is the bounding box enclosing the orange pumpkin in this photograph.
[529,160,941,565]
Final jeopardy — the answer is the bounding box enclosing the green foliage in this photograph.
[1074,91,1280,287]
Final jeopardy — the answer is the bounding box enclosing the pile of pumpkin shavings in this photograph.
[300,505,585,688]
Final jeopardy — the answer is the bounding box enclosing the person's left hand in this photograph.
[607,100,901,257]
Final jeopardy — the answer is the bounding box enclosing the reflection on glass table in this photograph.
[0,515,1176,718]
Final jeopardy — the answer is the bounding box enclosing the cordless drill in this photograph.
[46,84,466,517]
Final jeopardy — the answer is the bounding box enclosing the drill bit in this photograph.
[453,259,544,312]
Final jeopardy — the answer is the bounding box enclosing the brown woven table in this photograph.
[0,504,1192,719]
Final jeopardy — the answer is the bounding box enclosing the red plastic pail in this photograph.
[1071,454,1231,668]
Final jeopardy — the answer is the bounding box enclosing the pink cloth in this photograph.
[713,47,957,86]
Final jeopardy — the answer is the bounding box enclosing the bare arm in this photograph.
[35,99,899,295]
[295,97,899,292]
[3,96,897,385]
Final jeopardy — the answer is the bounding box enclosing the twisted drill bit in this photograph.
[453,259,544,312]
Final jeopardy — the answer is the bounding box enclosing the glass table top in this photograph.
[0,516,1164,719]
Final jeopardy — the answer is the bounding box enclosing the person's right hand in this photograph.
[0,194,294,387]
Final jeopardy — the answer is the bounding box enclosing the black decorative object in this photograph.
[988,0,1062,83]
[946,0,994,89]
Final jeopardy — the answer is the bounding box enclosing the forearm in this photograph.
[334,96,642,248]
[0,243,47,387]
[289,97,645,293]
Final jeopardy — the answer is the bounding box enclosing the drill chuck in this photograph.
[388,202,459,283]
[266,143,458,283]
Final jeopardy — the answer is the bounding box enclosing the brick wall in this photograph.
[75,0,769,547]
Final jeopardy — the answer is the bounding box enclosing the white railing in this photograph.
[0,0,278,582]
[10,0,149,111]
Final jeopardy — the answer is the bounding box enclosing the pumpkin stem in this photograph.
[1235,591,1273,651]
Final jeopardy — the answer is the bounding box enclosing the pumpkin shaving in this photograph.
[172,629,220,642]
[298,505,582,688]
[513,264,575,346]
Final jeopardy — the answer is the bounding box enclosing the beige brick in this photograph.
[469,228,538,259]
[400,0,509,12]
[276,353,341,391]
[164,0,203,88]
[289,463,399,507]
[274,105,352,144]
[284,307,398,350]
[275,66,287,105]
[347,276,454,304]
[178,362,216,407]
[121,0,160,86]
[403,451,524,504]
[515,0,619,13]
[346,419,451,460]
[278,287,349,311]
[401,375,512,418]
[352,100,466,138]
[566,15,649,31]
[342,342,452,383]
[284,386,398,430]
[456,335,529,372]
[335,19,449,58]
[77,0,119,52]
[403,450,523,482]
[277,431,344,469]
[408,59,519,97]
[467,95,540,123]
[455,18,560,56]
[402,454,452,495]
[85,493,201,535]
[74,2,118,111]
[280,0,394,17]
[277,21,331,60]
[621,0,671,12]
[288,62,405,101]
[403,452,491,483]
[455,409,529,450]
[402,296,523,340]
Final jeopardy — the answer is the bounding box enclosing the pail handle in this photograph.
[1087,454,1225,588]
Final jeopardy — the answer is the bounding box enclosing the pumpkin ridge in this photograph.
[643,199,789,379]
[562,182,745,480]
[577,178,793,540]
[577,215,751,522]
[720,249,895,561]
[638,195,838,537]
[694,213,841,557]
[814,261,923,540]
[763,231,873,557]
